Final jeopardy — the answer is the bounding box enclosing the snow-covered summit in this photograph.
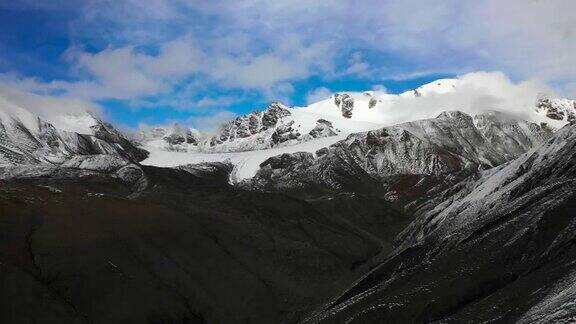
[138,100,384,180]
[140,73,574,182]
[295,73,572,129]
[0,93,147,166]
[534,94,576,125]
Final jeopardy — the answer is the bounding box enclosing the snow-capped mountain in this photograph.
[203,101,381,152]
[136,123,202,152]
[139,74,574,184]
[138,101,379,155]
[0,95,147,166]
[3,75,576,323]
[244,111,552,203]
[535,94,576,124]
[138,99,382,180]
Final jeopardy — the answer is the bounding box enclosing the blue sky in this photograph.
[0,0,575,130]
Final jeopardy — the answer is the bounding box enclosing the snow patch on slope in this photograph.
[142,134,347,181]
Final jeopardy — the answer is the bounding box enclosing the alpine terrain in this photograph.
[1,76,576,323]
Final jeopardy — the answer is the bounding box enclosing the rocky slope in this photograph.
[244,111,552,204]
[302,123,576,323]
[535,94,576,124]
[0,98,147,166]
[204,103,344,152]
[135,123,202,152]
[137,102,350,155]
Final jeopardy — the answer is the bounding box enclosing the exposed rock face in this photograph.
[368,98,377,109]
[535,95,576,124]
[262,102,291,127]
[192,103,340,153]
[341,97,354,118]
[271,120,301,146]
[334,94,342,106]
[245,111,552,204]
[89,120,149,161]
[135,124,202,153]
[0,111,147,166]
[334,93,354,118]
[538,97,565,120]
[208,102,292,148]
[164,129,199,146]
[307,119,338,139]
[306,124,576,324]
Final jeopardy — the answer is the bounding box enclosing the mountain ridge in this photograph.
[0,95,147,167]
[303,122,576,324]
[243,110,552,205]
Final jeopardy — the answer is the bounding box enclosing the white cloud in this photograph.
[186,110,237,133]
[65,36,202,99]
[306,87,332,104]
[205,36,333,91]
[0,37,203,101]
[129,93,244,111]
[0,85,104,133]
[0,85,101,117]
[381,71,556,127]
[74,47,164,98]
[184,0,576,95]
[3,0,576,114]
[3,32,332,103]
[139,110,237,134]
[335,51,371,78]
[195,96,240,108]
[372,84,388,94]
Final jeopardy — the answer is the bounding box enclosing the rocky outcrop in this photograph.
[89,120,149,161]
[210,102,291,147]
[307,119,338,139]
[189,103,340,153]
[368,98,377,109]
[137,124,202,153]
[535,95,576,124]
[163,128,199,146]
[334,94,354,118]
[262,102,291,127]
[271,120,301,146]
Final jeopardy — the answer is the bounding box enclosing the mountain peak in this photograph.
[437,110,472,120]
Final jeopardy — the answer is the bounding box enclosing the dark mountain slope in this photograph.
[303,125,576,323]
[0,161,392,323]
